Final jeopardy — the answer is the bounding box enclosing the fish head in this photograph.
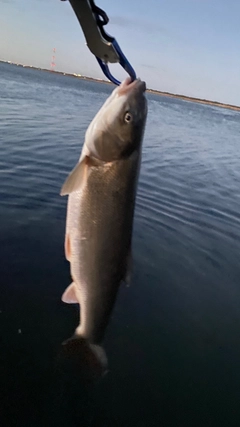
[85,78,148,162]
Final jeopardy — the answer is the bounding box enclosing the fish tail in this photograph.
[60,334,108,381]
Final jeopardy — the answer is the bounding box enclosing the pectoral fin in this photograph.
[60,155,104,196]
[60,156,89,196]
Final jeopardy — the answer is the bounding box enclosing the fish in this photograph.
[60,77,148,377]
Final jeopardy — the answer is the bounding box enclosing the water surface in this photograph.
[1,62,240,426]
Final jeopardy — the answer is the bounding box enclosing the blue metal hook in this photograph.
[96,40,136,86]
[61,0,136,86]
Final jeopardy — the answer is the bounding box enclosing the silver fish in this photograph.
[60,77,147,375]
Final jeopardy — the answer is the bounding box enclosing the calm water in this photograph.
[1,62,240,426]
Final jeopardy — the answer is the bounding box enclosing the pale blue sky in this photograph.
[1,0,240,105]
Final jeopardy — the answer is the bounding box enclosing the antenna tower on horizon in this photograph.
[50,48,56,71]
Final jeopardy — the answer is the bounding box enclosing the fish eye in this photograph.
[124,112,132,123]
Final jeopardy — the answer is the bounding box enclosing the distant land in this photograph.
[1,60,240,112]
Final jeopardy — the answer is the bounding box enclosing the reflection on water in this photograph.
[1,62,240,426]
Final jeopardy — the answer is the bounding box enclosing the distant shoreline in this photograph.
[2,60,239,112]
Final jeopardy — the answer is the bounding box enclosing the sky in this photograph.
[1,0,240,105]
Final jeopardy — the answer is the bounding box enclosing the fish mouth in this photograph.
[117,77,146,96]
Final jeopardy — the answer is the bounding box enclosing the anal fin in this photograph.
[62,282,79,304]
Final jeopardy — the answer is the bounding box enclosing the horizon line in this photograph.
[1,60,240,112]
